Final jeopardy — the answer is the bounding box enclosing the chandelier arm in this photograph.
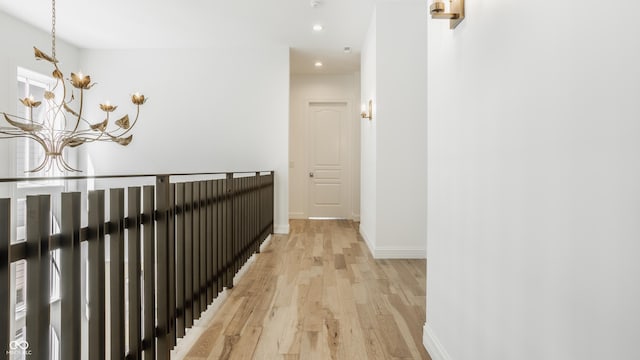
[0,129,38,138]
[57,153,80,172]
[54,131,73,149]
[51,89,67,127]
[67,130,106,145]
[29,134,51,153]
[0,131,49,151]
[45,105,57,143]
[0,133,32,139]
[71,89,85,133]
[60,161,78,173]
[103,125,130,139]
[29,157,50,173]
[0,127,27,135]
[3,112,46,127]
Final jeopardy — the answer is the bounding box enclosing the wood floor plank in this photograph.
[228,326,262,360]
[185,220,430,360]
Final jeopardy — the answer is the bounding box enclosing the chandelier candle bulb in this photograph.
[20,96,41,108]
[99,101,118,113]
[131,93,147,105]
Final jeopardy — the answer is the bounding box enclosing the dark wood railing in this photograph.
[0,171,275,360]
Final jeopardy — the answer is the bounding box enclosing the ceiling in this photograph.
[0,0,377,74]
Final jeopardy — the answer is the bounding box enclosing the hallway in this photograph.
[183,220,430,359]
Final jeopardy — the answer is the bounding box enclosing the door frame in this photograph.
[305,100,353,219]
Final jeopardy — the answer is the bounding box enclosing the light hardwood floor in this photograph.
[185,219,430,360]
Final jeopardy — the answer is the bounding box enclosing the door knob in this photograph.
[309,172,314,178]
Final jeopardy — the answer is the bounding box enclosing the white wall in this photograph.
[79,47,290,233]
[289,73,361,220]
[360,1,428,259]
[0,10,291,232]
[360,9,377,251]
[425,1,640,360]
[0,10,80,191]
[375,1,428,258]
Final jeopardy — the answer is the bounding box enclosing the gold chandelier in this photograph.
[0,0,146,173]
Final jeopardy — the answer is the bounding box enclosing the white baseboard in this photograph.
[374,246,426,259]
[274,223,290,234]
[289,212,306,219]
[359,224,376,257]
[423,323,452,360]
[351,212,361,221]
[260,234,272,252]
[358,225,425,259]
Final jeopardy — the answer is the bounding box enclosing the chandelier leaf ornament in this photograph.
[0,0,146,173]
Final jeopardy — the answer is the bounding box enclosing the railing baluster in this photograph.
[192,181,201,318]
[175,183,186,339]
[156,176,171,360]
[224,175,232,289]
[245,177,250,262]
[270,172,275,234]
[142,185,155,360]
[110,189,126,360]
[26,195,50,360]
[128,187,142,360]
[88,191,105,360]
[253,175,258,254]
[256,174,261,252]
[184,182,193,328]
[60,192,81,360]
[206,180,213,305]
[260,175,265,242]
[199,181,207,311]
[169,182,176,348]
[233,177,239,276]
[217,180,223,294]
[0,199,10,357]
[241,177,246,265]
[211,181,219,297]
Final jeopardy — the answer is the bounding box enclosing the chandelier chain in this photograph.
[52,0,56,60]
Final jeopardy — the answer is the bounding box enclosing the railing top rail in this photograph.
[0,170,274,184]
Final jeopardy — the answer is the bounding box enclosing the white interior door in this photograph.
[307,102,349,218]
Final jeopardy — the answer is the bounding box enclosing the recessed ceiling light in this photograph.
[343,46,352,53]
[310,0,321,8]
[314,61,323,67]
[313,24,323,32]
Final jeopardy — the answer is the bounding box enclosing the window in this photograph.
[13,200,61,303]
[15,288,24,306]
[13,327,26,360]
[16,68,64,183]
[50,327,60,360]
[10,68,67,360]
[50,249,61,302]
[14,261,26,317]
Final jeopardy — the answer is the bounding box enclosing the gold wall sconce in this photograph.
[430,0,465,29]
[361,100,373,120]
